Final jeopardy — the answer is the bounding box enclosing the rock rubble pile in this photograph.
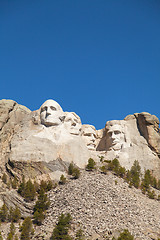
[35,171,160,240]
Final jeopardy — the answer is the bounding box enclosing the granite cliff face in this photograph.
[0,99,160,182]
[0,99,160,239]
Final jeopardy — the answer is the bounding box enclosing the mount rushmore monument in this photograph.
[0,99,160,182]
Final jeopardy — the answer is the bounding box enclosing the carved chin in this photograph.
[69,128,81,135]
[41,119,60,127]
[112,143,122,151]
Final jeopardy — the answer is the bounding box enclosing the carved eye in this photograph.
[66,118,72,122]
[50,106,56,111]
[84,133,91,137]
[114,131,121,135]
[41,106,47,112]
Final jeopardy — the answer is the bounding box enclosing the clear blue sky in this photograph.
[1,0,160,129]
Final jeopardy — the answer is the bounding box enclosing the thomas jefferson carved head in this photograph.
[40,100,64,127]
[64,112,82,135]
[82,124,97,150]
[105,120,126,151]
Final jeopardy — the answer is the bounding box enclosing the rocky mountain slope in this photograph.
[34,170,160,240]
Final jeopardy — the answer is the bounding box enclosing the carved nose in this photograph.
[46,112,51,117]
[111,133,116,139]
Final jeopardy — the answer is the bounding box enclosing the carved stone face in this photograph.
[64,112,82,135]
[40,100,64,127]
[82,125,97,150]
[107,124,125,151]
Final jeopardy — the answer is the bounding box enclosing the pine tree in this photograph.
[12,206,21,222]
[7,221,15,240]
[9,207,14,222]
[20,217,34,240]
[17,176,25,197]
[39,180,48,192]
[141,169,151,190]
[130,160,141,188]
[51,213,72,240]
[24,179,36,202]
[47,180,53,191]
[34,188,50,212]
[33,209,45,226]
[0,203,8,222]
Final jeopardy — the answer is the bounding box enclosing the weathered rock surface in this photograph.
[34,171,160,240]
[0,99,160,181]
[135,112,160,156]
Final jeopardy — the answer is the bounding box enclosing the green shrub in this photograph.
[72,168,80,179]
[157,179,160,190]
[98,156,104,162]
[147,190,155,199]
[118,167,126,178]
[47,180,53,191]
[75,228,85,240]
[113,229,134,240]
[152,177,157,189]
[86,158,96,171]
[68,163,81,179]
[68,163,74,175]
[99,165,107,174]
[59,175,67,185]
